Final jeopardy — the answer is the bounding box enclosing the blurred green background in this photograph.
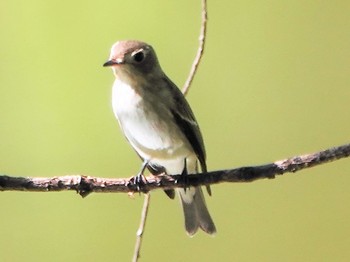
[1,0,350,261]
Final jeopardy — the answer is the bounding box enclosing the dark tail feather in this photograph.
[178,187,216,236]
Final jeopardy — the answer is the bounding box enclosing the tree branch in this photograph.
[134,1,208,260]
[182,0,208,95]
[1,143,349,196]
[132,193,151,262]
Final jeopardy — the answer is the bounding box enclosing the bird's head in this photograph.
[103,40,163,84]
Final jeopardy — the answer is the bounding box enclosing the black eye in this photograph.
[133,51,145,63]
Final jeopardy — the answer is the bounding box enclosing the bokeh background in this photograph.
[1,1,350,261]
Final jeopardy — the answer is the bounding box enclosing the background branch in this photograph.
[182,0,208,95]
[1,143,349,196]
[133,193,151,262]
[134,1,208,260]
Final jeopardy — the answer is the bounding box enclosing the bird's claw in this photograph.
[130,173,147,193]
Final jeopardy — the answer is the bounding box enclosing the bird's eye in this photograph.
[132,51,145,63]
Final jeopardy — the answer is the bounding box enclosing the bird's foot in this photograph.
[129,160,149,193]
[130,172,147,193]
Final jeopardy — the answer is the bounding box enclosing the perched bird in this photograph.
[103,40,216,236]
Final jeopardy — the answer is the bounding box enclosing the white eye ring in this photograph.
[131,50,145,63]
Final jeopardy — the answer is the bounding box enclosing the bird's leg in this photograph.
[131,160,149,192]
[181,158,189,192]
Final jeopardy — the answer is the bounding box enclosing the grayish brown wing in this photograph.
[163,76,211,195]
[163,76,207,172]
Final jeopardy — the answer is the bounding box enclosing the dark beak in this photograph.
[103,60,119,67]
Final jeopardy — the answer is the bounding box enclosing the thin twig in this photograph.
[132,193,151,262]
[132,1,209,260]
[182,0,208,95]
[1,143,349,195]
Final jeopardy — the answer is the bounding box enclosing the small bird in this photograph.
[103,40,216,236]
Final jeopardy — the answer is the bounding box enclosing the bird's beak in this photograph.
[103,58,124,67]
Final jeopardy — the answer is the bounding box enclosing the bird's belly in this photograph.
[112,81,191,161]
[118,107,191,159]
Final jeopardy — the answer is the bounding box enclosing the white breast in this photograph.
[112,79,192,165]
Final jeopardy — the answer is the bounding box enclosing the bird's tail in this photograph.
[178,187,216,236]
